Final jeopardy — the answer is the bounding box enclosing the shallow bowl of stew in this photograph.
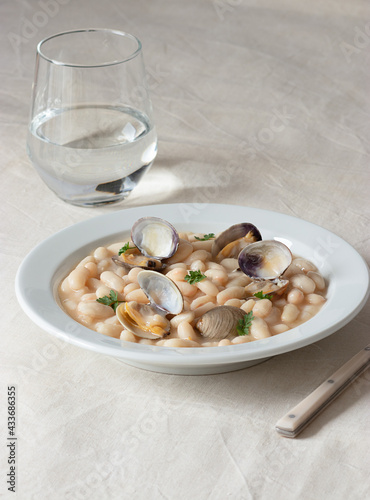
[15,204,369,375]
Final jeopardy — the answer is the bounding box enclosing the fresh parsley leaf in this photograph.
[194,233,215,241]
[236,311,254,336]
[184,270,206,285]
[254,291,273,300]
[96,290,123,312]
[118,242,136,255]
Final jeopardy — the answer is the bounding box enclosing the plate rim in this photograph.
[15,203,370,367]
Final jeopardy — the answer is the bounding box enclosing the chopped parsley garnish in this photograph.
[254,291,273,300]
[194,233,215,241]
[184,270,207,285]
[236,311,254,336]
[96,290,123,312]
[118,242,136,255]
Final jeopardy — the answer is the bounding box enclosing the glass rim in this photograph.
[36,28,142,68]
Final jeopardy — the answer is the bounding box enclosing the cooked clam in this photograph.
[245,278,289,297]
[195,306,246,340]
[238,240,292,280]
[117,270,183,339]
[132,217,179,259]
[113,217,179,270]
[112,249,163,271]
[211,223,262,260]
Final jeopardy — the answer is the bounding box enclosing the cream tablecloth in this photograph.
[1,0,369,499]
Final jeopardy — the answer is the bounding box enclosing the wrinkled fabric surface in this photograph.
[1,0,369,499]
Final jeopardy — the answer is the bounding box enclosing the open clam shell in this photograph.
[137,270,183,315]
[238,240,292,280]
[117,271,183,339]
[211,223,262,260]
[132,217,179,259]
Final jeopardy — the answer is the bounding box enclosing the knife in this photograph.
[275,344,370,438]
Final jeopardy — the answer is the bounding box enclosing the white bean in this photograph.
[306,293,326,305]
[139,339,155,345]
[61,277,72,294]
[218,339,232,346]
[190,295,215,310]
[292,257,317,273]
[204,268,229,287]
[191,240,214,252]
[165,263,188,271]
[193,302,218,318]
[307,271,326,290]
[217,286,245,305]
[166,268,188,282]
[162,338,200,347]
[100,271,126,293]
[84,261,98,278]
[107,242,127,254]
[250,317,271,339]
[177,321,197,340]
[125,289,149,303]
[170,311,195,329]
[120,329,137,342]
[77,301,114,319]
[97,259,112,274]
[224,299,244,308]
[68,267,90,291]
[174,280,198,298]
[290,274,316,294]
[220,258,239,272]
[281,304,300,323]
[128,267,142,283]
[87,277,102,292]
[270,324,290,335]
[226,275,252,287]
[196,279,219,297]
[96,285,113,299]
[240,299,256,313]
[94,246,111,260]
[124,282,140,295]
[77,256,95,267]
[185,250,211,265]
[252,299,273,318]
[96,323,123,338]
[80,293,97,302]
[190,260,206,272]
[287,288,304,305]
[231,336,252,344]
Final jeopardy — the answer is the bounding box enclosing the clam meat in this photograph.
[238,240,292,280]
[116,270,183,339]
[211,223,262,261]
[245,278,289,297]
[195,306,246,341]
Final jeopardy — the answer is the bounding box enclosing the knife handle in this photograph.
[275,344,370,438]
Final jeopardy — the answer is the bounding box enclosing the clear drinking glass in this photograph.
[27,29,157,206]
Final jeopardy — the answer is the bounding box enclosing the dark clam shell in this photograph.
[211,223,262,260]
[238,240,292,280]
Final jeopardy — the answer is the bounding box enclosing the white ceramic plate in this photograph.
[15,203,369,375]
